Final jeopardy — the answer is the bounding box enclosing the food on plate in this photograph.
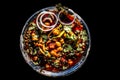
[20,4,91,77]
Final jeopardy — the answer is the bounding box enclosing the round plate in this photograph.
[20,5,91,77]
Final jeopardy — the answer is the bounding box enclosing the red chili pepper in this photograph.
[67,14,74,21]
[73,25,83,32]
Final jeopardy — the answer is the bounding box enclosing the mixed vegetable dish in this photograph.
[21,4,90,73]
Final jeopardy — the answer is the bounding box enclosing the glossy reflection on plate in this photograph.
[20,4,91,77]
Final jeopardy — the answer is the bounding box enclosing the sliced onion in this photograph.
[36,11,58,31]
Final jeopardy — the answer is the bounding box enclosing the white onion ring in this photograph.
[36,11,58,31]
[42,17,53,23]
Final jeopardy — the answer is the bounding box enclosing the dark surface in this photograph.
[5,0,113,80]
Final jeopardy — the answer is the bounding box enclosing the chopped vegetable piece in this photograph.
[45,64,51,69]
[62,66,68,70]
[49,43,56,49]
[28,26,35,30]
[68,59,73,65]
[42,35,48,40]
[56,42,61,47]
[32,56,38,61]
[60,38,64,44]
[77,47,82,51]
[53,29,60,35]
[50,50,60,57]
[63,44,73,52]
[64,26,72,33]
[57,47,63,51]
[44,51,51,57]
[57,30,65,37]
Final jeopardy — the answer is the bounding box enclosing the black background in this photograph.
[4,0,116,79]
